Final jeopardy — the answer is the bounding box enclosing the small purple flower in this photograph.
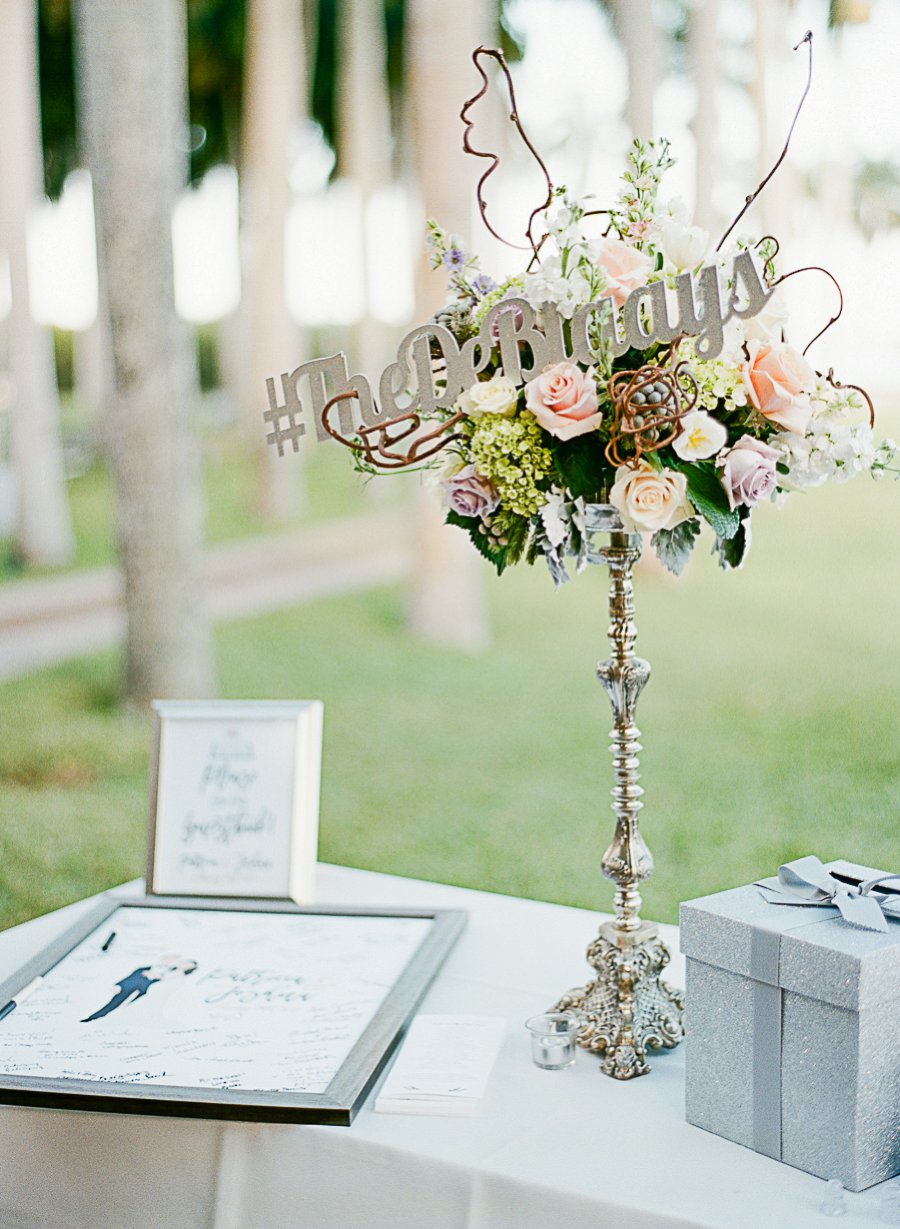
[442,247,465,270]
[442,465,499,520]
[472,273,496,298]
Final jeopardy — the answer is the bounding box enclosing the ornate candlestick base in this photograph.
[551,508,684,1078]
[554,921,684,1079]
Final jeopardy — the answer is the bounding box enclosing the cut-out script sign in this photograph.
[264,250,772,457]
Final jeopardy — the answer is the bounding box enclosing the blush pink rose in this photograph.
[718,436,780,510]
[595,236,653,308]
[524,362,601,441]
[741,339,815,435]
[441,465,499,520]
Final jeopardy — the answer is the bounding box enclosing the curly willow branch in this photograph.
[824,370,876,428]
[321,389,465,470]
[769,264,843,356]
[754,234,781,286]
[717,31,814,252]
[460,47,555,257]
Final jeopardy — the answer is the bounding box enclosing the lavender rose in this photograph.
[719,436,780,510]
[441,465,500,520]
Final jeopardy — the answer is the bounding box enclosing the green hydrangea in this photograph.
[679,340,748,413]
[468,413,553,517]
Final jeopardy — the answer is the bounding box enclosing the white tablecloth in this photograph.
[0,866,887,1229]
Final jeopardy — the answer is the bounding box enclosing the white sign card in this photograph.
[147,700,323,902]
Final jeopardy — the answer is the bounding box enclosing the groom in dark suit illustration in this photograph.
[82,957,197,1022]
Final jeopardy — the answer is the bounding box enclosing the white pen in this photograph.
[0,976,44,1022]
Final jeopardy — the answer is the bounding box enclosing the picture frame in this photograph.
[0,895,466,1125]
[146,700,323,902]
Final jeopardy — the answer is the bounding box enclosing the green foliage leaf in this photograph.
[714,513,752,570]
[552,433,609,502]
[445,509,529,576]
[682,463,740,540]
[446,510,501,572]
[651,519,701,576]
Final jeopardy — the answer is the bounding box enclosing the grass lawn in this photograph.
[0,460,896,930]
[0,422,374,581]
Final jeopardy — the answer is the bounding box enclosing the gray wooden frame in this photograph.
[0,895,466,1125]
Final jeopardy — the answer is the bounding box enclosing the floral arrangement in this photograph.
[267,47,897,586]
[413,138,896,582]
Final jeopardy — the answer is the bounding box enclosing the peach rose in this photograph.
[595,236,653,308]
[741,339,815,435]
[524,362,601,441]
[609,461,693,534]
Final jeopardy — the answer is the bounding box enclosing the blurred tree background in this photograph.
[0,0,896,926]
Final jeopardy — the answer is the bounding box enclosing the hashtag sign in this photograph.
[263,373,306,456]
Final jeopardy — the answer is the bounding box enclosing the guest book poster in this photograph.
[0,908,432,1093]
[154,717,298,897]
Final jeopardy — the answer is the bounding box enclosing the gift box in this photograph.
[680,857,900,1192]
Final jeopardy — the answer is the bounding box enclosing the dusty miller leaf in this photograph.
[651,519,701,576]
[714,513,752,570]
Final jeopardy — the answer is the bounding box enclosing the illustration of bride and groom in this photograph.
[81,955,198,1023]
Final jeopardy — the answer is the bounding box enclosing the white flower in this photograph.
[659,196,689,226]
[523,256,568,310]
[741,294,789,344]
[671,409,728,461]
[456,373,519,418]
[771,421,879,490]
[523,252,594,319]
[545,201,588,251]
[657,219,709,272]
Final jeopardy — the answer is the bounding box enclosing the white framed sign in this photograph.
[146,700,323,902]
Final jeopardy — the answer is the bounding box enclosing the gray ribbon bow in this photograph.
[755,855,900,933]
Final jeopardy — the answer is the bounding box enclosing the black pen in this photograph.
[101,931,116,952]
[0,976,43,1022]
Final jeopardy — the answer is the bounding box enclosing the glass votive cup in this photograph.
[525,1012,579,1070]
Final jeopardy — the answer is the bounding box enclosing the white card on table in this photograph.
[374,1014,507,1116]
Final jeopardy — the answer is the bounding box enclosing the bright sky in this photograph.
[8,0,900,388]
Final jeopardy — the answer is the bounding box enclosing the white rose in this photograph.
[609,462,693,534]
[672,409,728,461]
[457,373,519,418]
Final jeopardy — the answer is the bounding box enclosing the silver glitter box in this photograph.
[680,859,900,1191]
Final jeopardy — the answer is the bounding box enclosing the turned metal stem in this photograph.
[597,532,654,939]
[551,513,684,1079]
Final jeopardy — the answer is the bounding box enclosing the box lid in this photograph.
[680,859,900,1012]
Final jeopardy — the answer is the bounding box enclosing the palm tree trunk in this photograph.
[74,0,215,703]
[239,0,306,523]
[338,0,392,380]
[689,0,720,232]
[613,0,658,140]
[0,0,75,567]
[404,0,490,651]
